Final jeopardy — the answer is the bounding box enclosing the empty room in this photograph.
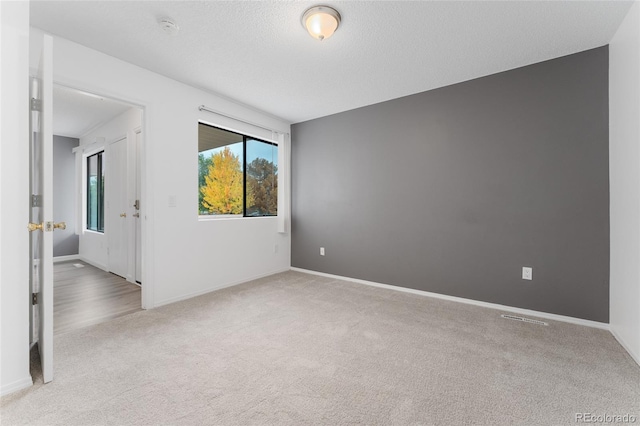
[1,1,639,425]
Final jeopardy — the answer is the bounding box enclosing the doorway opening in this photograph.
[37,84,145,337]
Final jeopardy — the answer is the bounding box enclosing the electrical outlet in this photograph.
[320,247,325,256]
[522,267,533,280]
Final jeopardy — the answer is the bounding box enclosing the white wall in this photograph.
[30,28,292,310]
[77,107,142,272]
[0,1,33,395]
[609,0,640,366]
[80,107,141,147]
[79,231,107,270]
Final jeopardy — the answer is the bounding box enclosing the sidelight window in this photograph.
[86,151,105,232]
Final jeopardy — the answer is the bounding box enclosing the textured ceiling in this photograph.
[53,85,133,138]
[32,1,633,124]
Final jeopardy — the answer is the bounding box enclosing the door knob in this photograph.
[28,221,66,232]
[27,222,43,232]
[133,213,140,218]
[120,213,127,218]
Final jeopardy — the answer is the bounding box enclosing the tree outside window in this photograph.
[198,124,277,217]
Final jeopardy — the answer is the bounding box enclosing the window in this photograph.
[198,123,278,217]
[87,151,105,232]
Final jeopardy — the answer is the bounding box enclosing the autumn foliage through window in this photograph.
[198,123,277,217]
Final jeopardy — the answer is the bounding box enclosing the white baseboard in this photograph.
[610,328,640,367]
[53,254,80,263]
[79,256,107,272]
[291,267,610,331]
[154,268,291,308]
[1,376,33,397]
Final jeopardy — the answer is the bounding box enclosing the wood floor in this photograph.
[54,261,141,335]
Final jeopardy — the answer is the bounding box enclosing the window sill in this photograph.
[198,215,277,222]
[84,229,104,235]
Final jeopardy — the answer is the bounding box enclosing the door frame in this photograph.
[132,127,143,284]
[54,82,152,309]
[105,134,129,280]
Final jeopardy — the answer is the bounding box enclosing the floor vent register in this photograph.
[500,314,548,326]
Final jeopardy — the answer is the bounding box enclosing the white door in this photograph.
[134,130,142,284]
[107,137,128,278]
[28,34,55,383]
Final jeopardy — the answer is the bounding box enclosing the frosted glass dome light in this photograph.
[302,6,341,41]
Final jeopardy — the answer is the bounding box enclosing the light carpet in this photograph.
[1,271,639,425]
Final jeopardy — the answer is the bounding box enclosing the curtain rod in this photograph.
[198,105,288,136]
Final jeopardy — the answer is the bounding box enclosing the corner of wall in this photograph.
[609,0,640,367]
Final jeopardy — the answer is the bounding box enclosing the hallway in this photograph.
[54,261,141,335]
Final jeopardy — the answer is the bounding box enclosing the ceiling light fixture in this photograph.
[302,6,341,41]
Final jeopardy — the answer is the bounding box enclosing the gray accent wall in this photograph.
[291,47,609,322]
[53,135,79,257]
